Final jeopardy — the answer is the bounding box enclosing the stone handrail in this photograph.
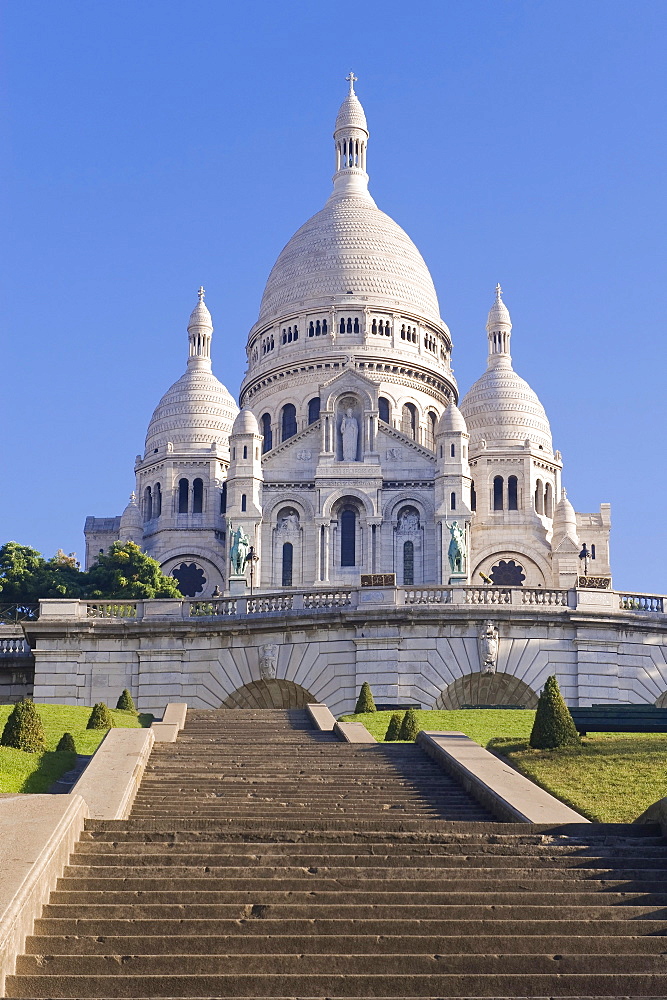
[0,637,31,656]
[33,585,667,622]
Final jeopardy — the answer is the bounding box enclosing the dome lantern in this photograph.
[486,283,512,368]
[187,286,213,370]
[331,73,371,201]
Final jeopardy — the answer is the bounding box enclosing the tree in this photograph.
[0,541,84,605]
[384,712,403,741]
[355,681,376,714]
[116,689,137,712]
[398,708,421,742]
[529,675,580,749]
[83,542,181,599]
[56,732,77,753]
[0,699,47,752]
[86,703,115,730]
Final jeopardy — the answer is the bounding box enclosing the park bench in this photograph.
[570,703,667,735]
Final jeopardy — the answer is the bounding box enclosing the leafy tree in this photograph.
[0,541,84,604]
[1,699,47,752]
[529,675,580,749]
[84,542,181,599]
[355,681,376,714]
[116,689,137,712]
[398,708,421,742]
[56,732,77,753]
[86,702,114,730]
[384,712,403,741]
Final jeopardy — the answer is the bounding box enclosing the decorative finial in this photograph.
[346,71,357,95]
[129,491,136,503]
[495,282,502,300]
[197,286,205,303]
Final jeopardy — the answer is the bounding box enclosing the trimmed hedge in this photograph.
[86,702,115,730]
[355,682,376,714]
[384,712,403,741]
[398,707,421,742]
[116,689,136,713]
[56,731,77,753]
[0,699,47,753]
[529,675,580,749]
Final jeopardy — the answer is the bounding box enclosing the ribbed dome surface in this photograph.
[438,402,467,434]
[335,93,368,132]
[145,367,238,456]
[258,195,441,324]
[232,407,259,435]
[460,362,553,453]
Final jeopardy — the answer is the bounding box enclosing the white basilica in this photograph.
[84,78,612,598]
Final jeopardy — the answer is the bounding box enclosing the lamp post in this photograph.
[247,546,260,596]
[579,544,591,580]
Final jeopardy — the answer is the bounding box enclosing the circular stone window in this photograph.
[171,562,207,597]
[489,559,525,586]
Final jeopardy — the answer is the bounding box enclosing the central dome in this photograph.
[258,194,441,325]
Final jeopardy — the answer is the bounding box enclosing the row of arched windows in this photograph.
[260,398,322,452]
[401,324,418,343]
[308,319,328,337]
[143,483,162,521]
[261,334,275,355]
[534,479,554,517]
[144,479,205,520]
[493,475,519,511]
[281,325,299,344]
[339,316,360,334]
[371,318,391,336]
[424,334,437,353]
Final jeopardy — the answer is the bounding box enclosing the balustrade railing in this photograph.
[619,593,664,613]
[86,602,138,619]
[248,595,294,614]
[522,589,569,607]
[464,587,512,605]
[303,591,352,609]
[404,587,452,605]
[0,637,31,656]
[190,598,238,617]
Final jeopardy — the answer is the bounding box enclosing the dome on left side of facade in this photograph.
[145,367,238,457]
[231,407,259,435]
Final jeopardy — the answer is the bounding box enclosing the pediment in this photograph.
[319,367,378,409]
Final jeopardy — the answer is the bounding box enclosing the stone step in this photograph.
[7,971,667,997]
[24,933,667,956]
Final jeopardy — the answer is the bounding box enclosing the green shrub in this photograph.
[86,702,114,730]
[56,731,76,753]
[0,699,47,753]
[529,675,580,749]
[398,707,421,742]
[116,689,136,713]
[355,682,376,714]
[384,712,403,741]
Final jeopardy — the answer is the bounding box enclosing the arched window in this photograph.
[508,475,518,511]
[591,543,596,559]
[144,486,152,521]
[282,542,293,587]
[220,481,227,514]
[471,480,477,511]
[339,318,345,334]
[346,317,352,333]
[535,478,544,514]
[178,478,189,514]
[308,397,320,424]
[372,319,377,334]
[281,403,297,440]
[260,413,272,453]
[322,319,327,334]
[193,478,203,514]
[378,397,390,423]
[450,492,456,510]
[426,411,437,449]
[353,317,359,333]
[316,320,321,335]
[403,540,414,586]
[401,402,417,440]
[544,482,553,518]
[241,493,247,512]
[242,445,247,460]
[450,443,455,457]
[493,476,504,511]
[340,508,356,566]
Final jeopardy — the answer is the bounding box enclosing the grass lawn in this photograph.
[0,703,153,794]
[341,709,667,823]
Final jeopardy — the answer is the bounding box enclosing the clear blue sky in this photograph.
[1,0,665,594]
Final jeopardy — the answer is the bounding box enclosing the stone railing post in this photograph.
[450,587,466,605]
[292,593,304,610]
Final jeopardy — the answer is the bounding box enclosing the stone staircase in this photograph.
[6,707,667,998]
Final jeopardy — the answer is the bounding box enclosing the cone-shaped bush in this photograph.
[355,681,376,714]
[398,707,421,742]
[116,689,136,713]
[529,675,580,749]
[56,732,76,753]
[384,712,403,741]
[0,699,46,753]
[86,702,114,730]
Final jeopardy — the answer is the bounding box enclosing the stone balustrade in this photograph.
[619,592,665,613]
[0,637,31,656]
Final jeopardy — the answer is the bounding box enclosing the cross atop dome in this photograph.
[346,71,357,95]
[197,286,206,303]
[495,282,503,300]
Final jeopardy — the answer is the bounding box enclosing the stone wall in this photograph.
[24,586,667,718]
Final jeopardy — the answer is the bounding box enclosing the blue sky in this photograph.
[1,0,665,593]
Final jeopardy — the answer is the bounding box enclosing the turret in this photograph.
[330,72,372,201]
[435,403,472,583]
[118,492,143,545]
[551,488,580,588]
[225,408,264,590]
[486,283,512,368]
[187,286,213,370]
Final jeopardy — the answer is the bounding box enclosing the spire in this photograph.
[331,73,372,201]
[187,286,213,370]
[486,283,512,368]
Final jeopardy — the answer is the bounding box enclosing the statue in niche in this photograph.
[259,643,278,680]
[447,520,466,573]
[277,510,299,533]
[340,408,359,461]
[478,621,499,675]
[229,524,251,575]
[397,508,420,533]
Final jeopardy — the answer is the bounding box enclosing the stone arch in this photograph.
[471,547,550,589]
[655,691,667,708]
[222,679,315,710]
[435,672,539,709]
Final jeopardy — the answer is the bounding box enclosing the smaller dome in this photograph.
[231,407,259,436]
[335,93,368,133]
[120,492,142,530]
[437,402,467,435]
[553,488,579,543]
[188,286,213,333]
[487,283,511,331]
